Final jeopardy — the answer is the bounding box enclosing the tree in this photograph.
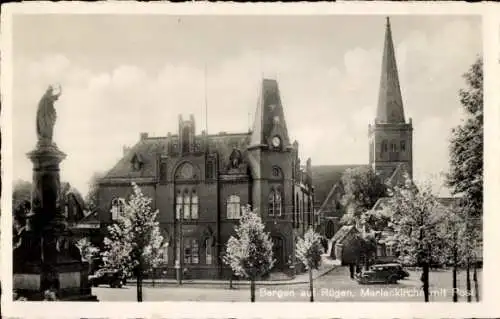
[296,228,324,302]
[384,175,446,302]
[223,206,274,302]
[101,183,164,302]
[447,57,483,302]
[340,167,388,229]
[85,172,105,212]
[12,179,32,213]
[76,237,99,275]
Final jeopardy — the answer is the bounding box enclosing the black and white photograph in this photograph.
[0,3,491,318]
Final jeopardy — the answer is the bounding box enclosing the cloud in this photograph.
[11,16,481,197]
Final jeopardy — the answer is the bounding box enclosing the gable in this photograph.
[312,164,368,212]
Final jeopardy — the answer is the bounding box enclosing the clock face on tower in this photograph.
[272,136,281,148]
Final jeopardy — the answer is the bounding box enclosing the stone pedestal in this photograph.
[13,143,97,301]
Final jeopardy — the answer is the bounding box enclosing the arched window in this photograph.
[227,195,241,219]
[268,189,282,216]
[111,198,125,220]
[176,162,195,180]
[271,166,283,179]
[275,190,282,216]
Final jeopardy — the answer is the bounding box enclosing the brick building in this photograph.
[96,78,314,279]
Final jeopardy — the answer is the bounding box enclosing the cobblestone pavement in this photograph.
[93,266,481,302]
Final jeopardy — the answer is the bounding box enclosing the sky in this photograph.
[11,14,481,197]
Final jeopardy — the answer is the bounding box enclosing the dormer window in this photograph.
[131,153,143,171]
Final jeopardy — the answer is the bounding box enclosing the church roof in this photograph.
[376,17,406,124]
[249,78,291,148]
[312,164,368,209]
[331,225,358,244]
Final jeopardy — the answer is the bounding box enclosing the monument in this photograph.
[13,85,97,301]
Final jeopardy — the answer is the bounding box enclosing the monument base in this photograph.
[13,257,98,301]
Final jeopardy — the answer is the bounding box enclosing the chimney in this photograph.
[123,145,131,156]
[140,132,148,140]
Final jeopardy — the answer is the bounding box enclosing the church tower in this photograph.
[368,17,413,181]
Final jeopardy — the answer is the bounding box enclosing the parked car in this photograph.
[355,264,405,284]
[88,268,125,288]
[371,263,410,280]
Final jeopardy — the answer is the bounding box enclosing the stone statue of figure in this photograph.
[36,85,62,145]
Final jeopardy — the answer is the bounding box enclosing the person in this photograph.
[349,264,355,279]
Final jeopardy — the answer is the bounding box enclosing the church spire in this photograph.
[376,17,405,124]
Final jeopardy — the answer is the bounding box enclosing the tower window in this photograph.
[268,189,282,216]
[381,140,388,153]
[400,141,406,152]
[390,141,397,152]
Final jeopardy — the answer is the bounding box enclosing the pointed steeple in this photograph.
[249,78,290,149]
[376,17,405,124]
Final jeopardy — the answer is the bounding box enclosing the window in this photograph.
[227,195,241,219]
[295,193,299,228]
[161,242,169,264]
[191,193,199,219]
[272,166,282,179]
[390,141,397,152]
[183,192,191,220]
[400,140,406,152]
[206,160,215,179]
[176,190,199,220]
[268,189,282,216]
[381,140,388,152]
[205,238,213,265]
[111,198,125,220]
[176,193,182,220]
[183,239,199,264]
[386,244,394,257]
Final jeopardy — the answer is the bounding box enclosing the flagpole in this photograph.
[204,63,208,135]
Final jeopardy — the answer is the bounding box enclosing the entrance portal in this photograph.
[272,236,285,270]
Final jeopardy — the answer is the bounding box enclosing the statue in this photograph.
[36,85,62,145]
[229,148,242,169]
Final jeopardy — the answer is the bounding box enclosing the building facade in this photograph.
[97,79,314,279]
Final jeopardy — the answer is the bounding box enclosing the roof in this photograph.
[376,17,406,124]
[249,79,291,148]
[331,225,358,244]
[372,196,461,212]
[104,137,167,179]
[312,164,368,208]
[102,132,252,180]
